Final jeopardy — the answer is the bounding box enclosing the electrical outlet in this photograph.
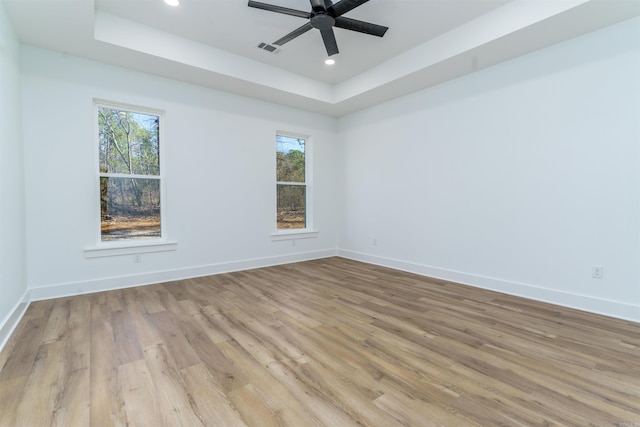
[592,265,603,279]
[134,255,141,263]
[373,238,377,246]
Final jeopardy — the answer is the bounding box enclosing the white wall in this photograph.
[21,48,340,298]
[0,1,28,347]
[338,17,640,322]
[12,15,640,325]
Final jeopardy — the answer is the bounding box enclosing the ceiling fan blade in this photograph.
[320,28,339,56]
[334,16,388,37]
[327,0,370,17]
[273,22,313,46]
[248,1,311,19]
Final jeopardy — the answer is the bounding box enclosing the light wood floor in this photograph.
[0,257,639,426]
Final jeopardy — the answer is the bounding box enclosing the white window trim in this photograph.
[273,131,317,240]
[86,99,173,258]
[271,230,318,241]
[84,241,177,258]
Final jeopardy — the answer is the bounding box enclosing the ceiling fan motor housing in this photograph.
[310,13,335,30]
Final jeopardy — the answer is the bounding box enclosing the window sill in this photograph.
[84,240,178,258]
[271,230,318,241]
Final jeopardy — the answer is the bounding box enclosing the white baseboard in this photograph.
[338,249,640,323]
[30,249,338,301]
[21,248,640,326]
[0,290,31,353]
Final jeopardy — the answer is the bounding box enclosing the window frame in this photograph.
[272,131,317,241]
[85,99,176,258]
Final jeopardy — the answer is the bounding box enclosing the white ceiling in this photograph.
[95,0,511,84]
[4,0,640,116]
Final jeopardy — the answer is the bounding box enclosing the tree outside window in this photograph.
[276,134,308,230]
[98,104,162,241]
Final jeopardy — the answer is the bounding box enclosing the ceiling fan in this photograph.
[248,0,388,57]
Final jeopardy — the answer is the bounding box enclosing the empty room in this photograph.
[1,0,639,425]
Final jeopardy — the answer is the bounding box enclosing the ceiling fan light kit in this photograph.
[248,0,388,57]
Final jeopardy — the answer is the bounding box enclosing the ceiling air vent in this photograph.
[258,42,281,54]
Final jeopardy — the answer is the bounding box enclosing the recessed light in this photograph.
[164,0,180,6]
[325,58,336,65]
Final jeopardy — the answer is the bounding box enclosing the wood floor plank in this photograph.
[180,363,248,426]
[291,360,400,427]
[228,384,286,427]
[140,344,205,426]
[89,294,128,427]
[177,313,249,391]
[13,341,65,426]
[0,308,51,381]
[41,299,70,345]
[118,359,165,427]
[51,297,91,426]
[229,308,309,364]
[110,309,144,365]
[0,257,638,426]
[134,284,167,315]
[217,339,325,427]
[260,359,364,427]
[0,376,28,426]
[50,365,90,427]
[147,310,200,370]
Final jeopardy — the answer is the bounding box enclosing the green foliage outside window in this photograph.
[276,135,306,229]
[98,105,162,241]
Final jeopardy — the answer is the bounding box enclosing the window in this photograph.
[97,102,163,242]
[276,133,310,231]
